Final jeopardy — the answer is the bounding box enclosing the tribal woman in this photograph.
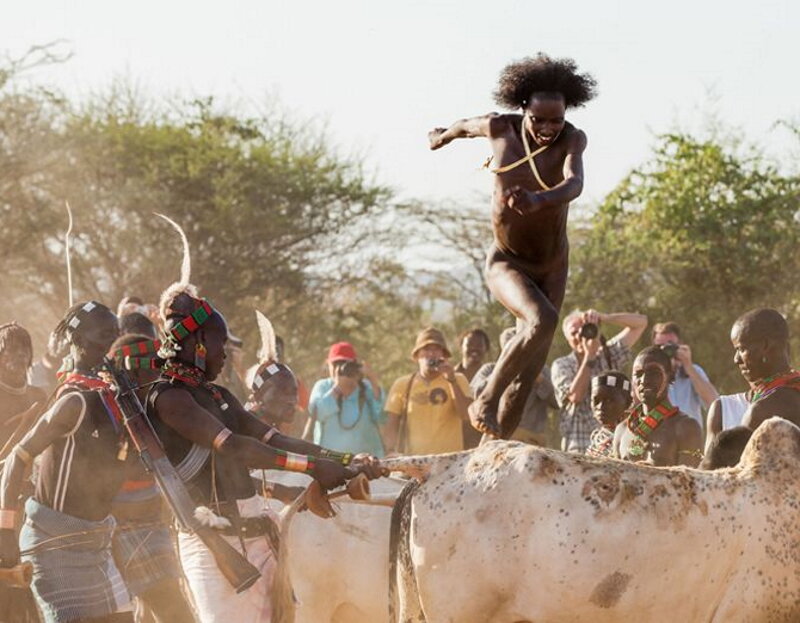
[0,302,134,623]
[429,54,596,440]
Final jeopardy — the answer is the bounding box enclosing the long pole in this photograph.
[64,201,74,308]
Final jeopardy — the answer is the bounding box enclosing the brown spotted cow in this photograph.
[383,417,800,623]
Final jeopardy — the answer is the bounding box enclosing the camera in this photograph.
[335,360,362,378]
[579,322,599,340]
[426,358,445,369]
[661,342,679,359]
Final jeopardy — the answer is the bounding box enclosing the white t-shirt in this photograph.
[719,392,749,430]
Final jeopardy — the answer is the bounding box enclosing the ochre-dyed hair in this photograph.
[494,53,597,110]
[0,322,33,366]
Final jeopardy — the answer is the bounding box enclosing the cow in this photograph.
[382,417,800,623]
[263,471,404,623]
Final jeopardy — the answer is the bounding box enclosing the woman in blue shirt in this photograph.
[306,342,386,457]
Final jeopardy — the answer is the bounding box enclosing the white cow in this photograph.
[383,417,800,623]
[262,471,403,623]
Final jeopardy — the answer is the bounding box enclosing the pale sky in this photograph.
[3,0,798,209]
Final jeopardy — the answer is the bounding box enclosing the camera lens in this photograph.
[579,323,598,339]
[337,360,361,378]
[661,343,679,358]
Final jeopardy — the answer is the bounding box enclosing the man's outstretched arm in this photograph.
[429,113,498,150]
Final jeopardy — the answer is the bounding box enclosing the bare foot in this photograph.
[469,399,501,438]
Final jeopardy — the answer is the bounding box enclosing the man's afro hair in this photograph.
[494,53,597,110]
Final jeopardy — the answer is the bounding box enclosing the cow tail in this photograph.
[389,479,424,623]
[271,493,304,623]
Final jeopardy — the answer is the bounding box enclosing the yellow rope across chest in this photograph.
[487,118,553,190]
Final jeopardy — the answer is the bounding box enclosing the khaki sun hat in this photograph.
[411,327,451,359]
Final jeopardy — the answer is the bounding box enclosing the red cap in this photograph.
[327,341,357,363]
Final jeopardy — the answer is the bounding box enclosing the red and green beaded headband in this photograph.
[167,300,214,342]
[115,339,161,358]
[158,299,215,358]
[112,339,163,371]
[121,356,161,370]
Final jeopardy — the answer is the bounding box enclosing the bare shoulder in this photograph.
[31,391,85,438]
[488,113,520,137]
[51,391,85,419]
[563,124,587,153]
[744,391,800,429]
[154,384,198,412]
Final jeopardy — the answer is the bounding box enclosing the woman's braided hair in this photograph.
[0,322,33,366]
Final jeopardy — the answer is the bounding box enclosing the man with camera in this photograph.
[304,342,386,457]
[552,309,648,453]
[651,321,719,428]
[384,327,472,455]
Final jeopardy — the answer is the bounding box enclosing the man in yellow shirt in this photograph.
[384,328,472,455]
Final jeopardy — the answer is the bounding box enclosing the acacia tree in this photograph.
[0,67,402,367]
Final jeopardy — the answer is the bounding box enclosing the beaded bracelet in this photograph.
[274,450,316,474]
[261,427,279,445]
[0,509,17,530]
[212,428,233,451]
[320,448,353,466]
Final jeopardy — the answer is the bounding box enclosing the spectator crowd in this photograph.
[11,297,744,469]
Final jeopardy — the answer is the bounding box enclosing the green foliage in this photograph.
[563,132,800,392]
[0,55,485,390]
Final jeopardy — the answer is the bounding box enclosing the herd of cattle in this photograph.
[266,417,800,623]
